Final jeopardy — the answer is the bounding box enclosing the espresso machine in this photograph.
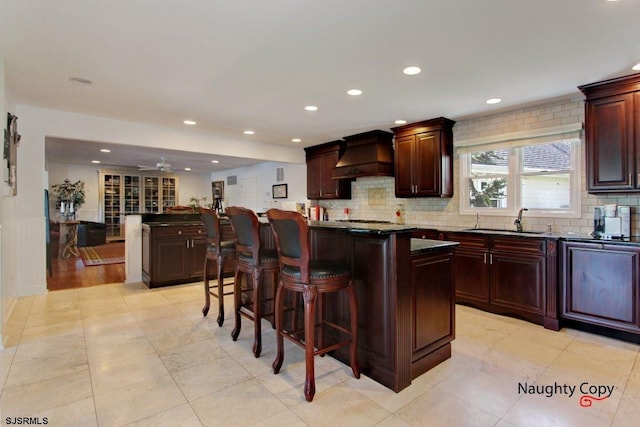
[593,204,631,239]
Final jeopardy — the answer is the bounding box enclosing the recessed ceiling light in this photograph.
[291,138,302,143]
[244,130,255,135]
[347,89,363,96]
[304,105,318,111]
[183,120,196,126]
[68,76,93,85]
[100,148,111,153]
[184,167,191,171]
[633,63,640,71]
[486,98,502,104]
[91,160,100,164]
[211,160,219,164]
[394,120,407,125]
[402,66,421,76]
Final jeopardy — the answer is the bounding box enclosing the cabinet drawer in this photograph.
[445,232,488,249]
[153,226,205,238]
[491,237,545,255]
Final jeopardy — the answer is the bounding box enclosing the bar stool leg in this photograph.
[303,285,317,402]
[348,280,361,379]
[216,254,226,327]
[272,281,285,374]
[202,257,211,317]
[317,292,324,357]
[270,271,278,329]
[231,270,243,341]
[252,268,262,358]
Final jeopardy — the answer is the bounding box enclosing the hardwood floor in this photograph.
[47,242,125,291]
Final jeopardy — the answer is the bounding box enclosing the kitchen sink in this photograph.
[464,228,545,235]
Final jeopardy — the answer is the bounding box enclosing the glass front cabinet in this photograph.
[142,176,177,213]
[100,171,178,239]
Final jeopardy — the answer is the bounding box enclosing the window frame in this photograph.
[459,138,581,218]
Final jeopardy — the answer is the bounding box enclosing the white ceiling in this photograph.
[2,0,639,172]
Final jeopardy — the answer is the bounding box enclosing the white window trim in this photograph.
[457,125,582,219]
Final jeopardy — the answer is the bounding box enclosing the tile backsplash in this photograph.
[317,96,640,236]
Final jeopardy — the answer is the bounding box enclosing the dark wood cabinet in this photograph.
[142,223,234,288]
[579,73,640,193]
[560,241,640,334]
[446,232,490,304]
[305,141,352,200]
[392,117,455,198]
[490,237,546,318]
[446,232,558,329]
[410,247,455,379]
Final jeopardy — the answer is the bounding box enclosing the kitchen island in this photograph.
[308,221,458,392]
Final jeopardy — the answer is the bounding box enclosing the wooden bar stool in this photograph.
[266,208,360,402]
[199,207,236,326]
[226,206,279,358]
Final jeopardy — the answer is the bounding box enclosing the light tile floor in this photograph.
[1,281,640,426]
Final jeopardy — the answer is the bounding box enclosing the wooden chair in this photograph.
[226,206,279,358]
[266,208,360,402]
[199,207,236,326]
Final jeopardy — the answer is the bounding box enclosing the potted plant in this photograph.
[51,178,86,220]
[189,195,208,210]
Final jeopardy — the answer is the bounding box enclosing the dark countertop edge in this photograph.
[558,236,640,246]
[142,221,204,227]
[138,219,640,246]
[411,225,640,247]
[411,239,459,255]
[308,220,417,234]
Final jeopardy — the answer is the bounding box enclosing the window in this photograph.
[458,124,582,218]
[468,148,509,209]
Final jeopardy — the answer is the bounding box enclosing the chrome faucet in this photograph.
[514,208,528,232]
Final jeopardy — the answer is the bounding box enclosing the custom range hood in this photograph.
[332,130,394,180]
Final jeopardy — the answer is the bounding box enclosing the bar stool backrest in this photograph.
[198,207,222,247]
[226,206,261,265]
[266,209,311,283]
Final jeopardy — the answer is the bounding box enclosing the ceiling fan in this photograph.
[137,157,172,172]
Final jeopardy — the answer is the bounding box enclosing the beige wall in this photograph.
[321,96,640,236]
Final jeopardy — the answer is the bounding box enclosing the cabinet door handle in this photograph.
[489,253,493,264]
[483,253,487,264]
[186,240,190,249]
[636,173,640,186]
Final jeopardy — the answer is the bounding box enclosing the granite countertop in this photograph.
[407,223,640,246]
[308,220,417,234]
[411,239,459,254]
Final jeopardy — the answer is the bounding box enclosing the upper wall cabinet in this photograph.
[305,141,352,200]
[392,117,455,198]
[579,73,640,193]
